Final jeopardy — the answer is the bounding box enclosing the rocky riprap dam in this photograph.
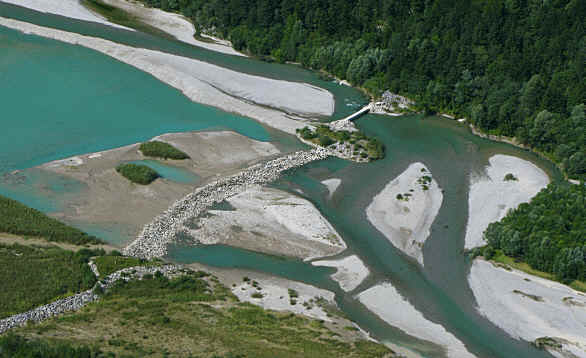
[123,149,330,259]
[0,265,185,334]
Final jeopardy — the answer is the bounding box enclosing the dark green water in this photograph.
[0,4,562,357]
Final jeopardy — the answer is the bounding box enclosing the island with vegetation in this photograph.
[296,125,384,161]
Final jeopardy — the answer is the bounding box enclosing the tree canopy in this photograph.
[483,182,585,283]
[139,0,585,180]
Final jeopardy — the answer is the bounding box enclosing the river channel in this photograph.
[0,3,562,357]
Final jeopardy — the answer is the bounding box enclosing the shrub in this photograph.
[504,173,518,181]
[139,141,189,159]
[297,126,317,140]
[318,135,335,147]
[116,163,159,185]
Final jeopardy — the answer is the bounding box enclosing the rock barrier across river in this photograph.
[123,149,330,259]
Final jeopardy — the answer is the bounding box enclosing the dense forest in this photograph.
[482,183,585,283]
[0,195,102,245]
[139,0,584,180]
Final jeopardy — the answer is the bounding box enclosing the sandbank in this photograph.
[469,259,586,358]
[33,131,280,246]
[464,154,549,249]
[100,0,245,56]
[232,275,336,321]
[0,18,334,135]
[184,186,346,260]
[366,163,443,265]
[1,0,131,30]
[358,283,475,358]
[321,178,341,198]
[312,255,369,292]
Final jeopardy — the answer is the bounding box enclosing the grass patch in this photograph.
[0,195,103,245]
[0,244,99,319]
[94,255,163,278]
[116,163,159,185]
[139,141,189,160]
[81,0,175,39]
[491,251,586,293]
[10,273,393,357]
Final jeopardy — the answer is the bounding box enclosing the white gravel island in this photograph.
[366,163,443,266]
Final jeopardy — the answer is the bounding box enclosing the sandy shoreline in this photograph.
[312,255,369,292]
[100,0,245,56]
[29,131,280,247]
[358,283,476,358]
[232,275,336,321]
[469,259,586,357]
[366,163,443,266]
[0,18,333,135]
[464,154,549,249]
[1,0,132,30]
[184,186,347,260]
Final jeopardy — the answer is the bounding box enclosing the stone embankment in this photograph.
[123,149,330,259]
[0,264,184,334]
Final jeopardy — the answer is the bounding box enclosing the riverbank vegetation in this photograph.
[0,244,99,319]
[81,0,173,39]
[94,254,163,278]
[478,183,585,286]
[139,141,190,160]
[297,125,384,160]
[136,0,584,181]
[9,271,394,357]
[115,163,159,185]
[0,195,102,245]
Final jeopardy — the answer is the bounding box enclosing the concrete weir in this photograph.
[123,149,330,259]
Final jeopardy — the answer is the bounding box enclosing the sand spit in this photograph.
[100,0,244,56]
[358,283,476,358]
[0,18,334,135]
[36,131,280,245]
[1,0,131,30]
[312,255,369,292]
[321,178,341,198]
[469,259,586,358]
[464,155,549,249]
[232,276,336,322]
[124,148,330,258]
[366,163,443,266]
[185,186,346,260]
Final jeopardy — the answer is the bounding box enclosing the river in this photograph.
[0,3,562,357]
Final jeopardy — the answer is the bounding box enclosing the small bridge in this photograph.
[343,103,372,122]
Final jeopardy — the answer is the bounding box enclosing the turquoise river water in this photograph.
[0,3,562,358]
